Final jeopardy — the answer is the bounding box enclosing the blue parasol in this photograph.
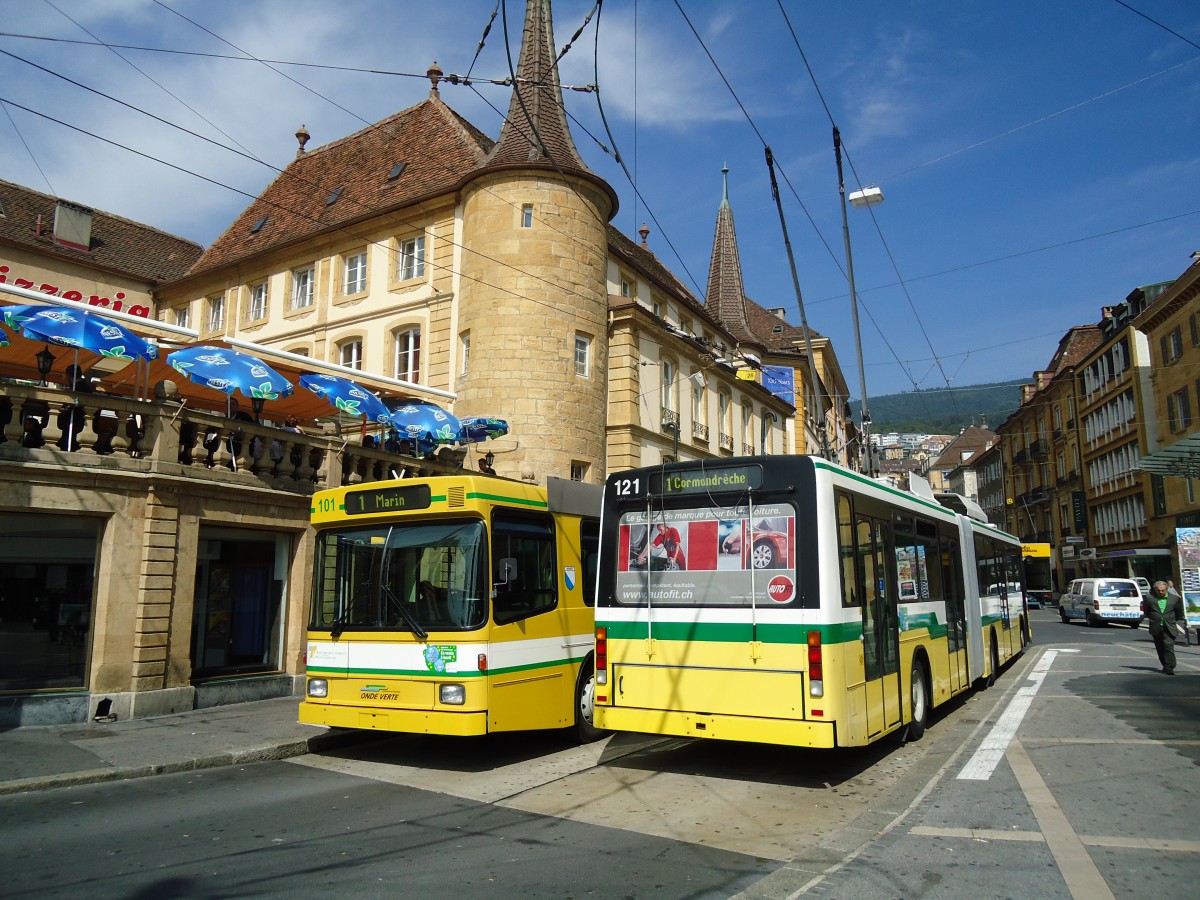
[0,304,159,362]
[166,345,293,402]
[387,400,461,454]
[458,416,509,443]
[299,372,392,424]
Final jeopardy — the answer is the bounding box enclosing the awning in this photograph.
[1139,433,1200,478]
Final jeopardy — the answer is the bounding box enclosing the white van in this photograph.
[1059,578,1143,628]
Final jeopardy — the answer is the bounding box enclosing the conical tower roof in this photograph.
[483,0,591,172]
[705,166,763,351]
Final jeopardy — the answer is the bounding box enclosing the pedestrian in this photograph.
[1144,580,1186,675]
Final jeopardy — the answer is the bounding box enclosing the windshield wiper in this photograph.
[382,583,428,640]
[330,607,351,641]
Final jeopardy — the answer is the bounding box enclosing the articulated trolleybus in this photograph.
[593,455,1030,748]
[300,474,604,740]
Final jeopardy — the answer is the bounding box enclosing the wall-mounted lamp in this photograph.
[35,344,56,385]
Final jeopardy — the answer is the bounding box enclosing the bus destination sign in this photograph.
[344,484,432,516]
[651,464,762,496]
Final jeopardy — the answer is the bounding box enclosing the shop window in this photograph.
[0,514,101,692]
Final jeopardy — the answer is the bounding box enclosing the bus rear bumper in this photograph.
[595,706,836,748]
[299,701,489,736]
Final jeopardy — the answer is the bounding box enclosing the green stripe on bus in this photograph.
[307,656,576,679]
[466,491,548,509]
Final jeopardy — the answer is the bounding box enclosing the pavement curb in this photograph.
[0,728,376,796]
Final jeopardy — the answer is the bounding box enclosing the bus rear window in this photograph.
[612,503,797,607]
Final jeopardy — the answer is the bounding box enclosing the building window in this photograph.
[619,278,631,298]
[1162,325,1184,364]
[1167,387,1192,432]
[394,327,421,383]
[248,282,268,321]
[344,251,367,294]
[742,404,754,454]
[661,359,676,413]
[521,204,533,228]
[691,371,705,426]
[574,333,591,377]
[291,266,314,309]
[206,294,224,332]
[398,235,425,281]
[460,332,470,378]
[174,305,190,329]
[652,300,662,318]
[339,339,363,370]
[570,461,588,482]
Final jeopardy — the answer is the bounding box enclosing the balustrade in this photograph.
[0,381,454,492]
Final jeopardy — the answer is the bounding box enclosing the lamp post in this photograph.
[834,126,883,477]
[250,396,266,424]
[35,344,56,386]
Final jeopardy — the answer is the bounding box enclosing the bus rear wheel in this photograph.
[574,663,604,743]
[906,659,929,741]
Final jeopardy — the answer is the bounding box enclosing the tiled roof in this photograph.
[742,299,822,354]
[704,175,761,349]
[0,178,202,284]
[185,93,493,278]
[607,225,714,323]
[932,425,996,470]
[1044,324,1103,374]
[482,0,591,173]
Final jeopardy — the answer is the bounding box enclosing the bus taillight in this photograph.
[807,630,823,698]
[595,627,608,685]
[478,653,488,672]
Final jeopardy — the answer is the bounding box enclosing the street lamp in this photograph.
[35,344,56,386]
[250,396,266,423]
[834,126,883,477]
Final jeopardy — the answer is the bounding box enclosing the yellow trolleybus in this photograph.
[300,474,604,740]
[593,455,1029,748]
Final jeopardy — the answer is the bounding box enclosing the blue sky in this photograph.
[2,1,1197,410]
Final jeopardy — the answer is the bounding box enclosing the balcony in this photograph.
[742,443,754,456]
[661,408,679,435]
[1030,440,1049,459]
[719,432,733,451]
[692,422,709,441]
[1013,447,1029,465]
[0,382,463,492]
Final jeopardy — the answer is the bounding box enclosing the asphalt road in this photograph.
[2,608,1196,899]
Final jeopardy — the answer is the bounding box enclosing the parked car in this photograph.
[1059,577,1143,628]
[1134,577,1151,604]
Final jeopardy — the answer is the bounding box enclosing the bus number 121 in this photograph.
[613,477,641,497]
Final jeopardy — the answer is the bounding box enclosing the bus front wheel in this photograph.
[574,663,605,743]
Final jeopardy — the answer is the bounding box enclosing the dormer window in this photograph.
[324,187,343,207]
[250,216,269,234]
[387,162,407,182]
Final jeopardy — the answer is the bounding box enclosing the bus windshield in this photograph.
[311,520,488,632]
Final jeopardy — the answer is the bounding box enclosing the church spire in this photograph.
[484,0,591,172]
[705,166,760,348]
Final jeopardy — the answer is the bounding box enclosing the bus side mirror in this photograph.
[497,557,517,588]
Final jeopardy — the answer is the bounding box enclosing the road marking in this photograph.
[910,825,1200,854]
[1006,737,1115,900]
[957,648,1056,781]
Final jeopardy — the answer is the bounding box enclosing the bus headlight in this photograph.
[307,678,328,698]
[440,684,465,705]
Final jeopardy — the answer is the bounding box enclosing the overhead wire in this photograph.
[773,0,958,419]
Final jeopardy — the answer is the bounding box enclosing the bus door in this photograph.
[859,517,901,737]
[942,537,968,694]
[487,513,570,733]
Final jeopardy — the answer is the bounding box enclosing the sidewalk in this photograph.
[0,696,367,795]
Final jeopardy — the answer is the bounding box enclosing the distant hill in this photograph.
[861,379,1024,434]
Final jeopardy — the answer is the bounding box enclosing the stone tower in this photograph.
[456,0,617,484]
